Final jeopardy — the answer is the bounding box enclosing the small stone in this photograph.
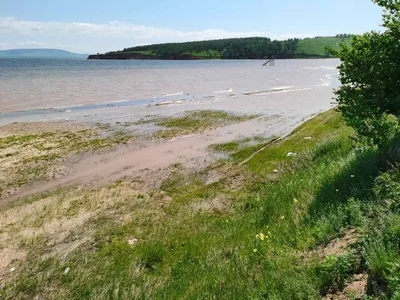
[10,267,15,272]
[128,238,138,246]
[351,175,355,178]
[273,169,279,174]
[287,152,297,157]
[64,267,70,275]
[304,137,312,140]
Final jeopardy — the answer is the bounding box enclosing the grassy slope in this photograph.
[295,36,351,57]
[186,50,223,58]
[4,110,400,298]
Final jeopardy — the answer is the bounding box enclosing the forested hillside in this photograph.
[88,36,352,60]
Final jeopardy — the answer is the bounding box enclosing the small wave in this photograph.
[243,86,294,96]
[50,104,83,110]
[215,88,233,93]
[112,99,130,103]
[164,92,184,97]
[244,87,312,96]
[153,100,184,107]
[305,66,337,70]
[319,74,333,87]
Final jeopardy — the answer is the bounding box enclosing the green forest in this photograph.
[89,35,352,60]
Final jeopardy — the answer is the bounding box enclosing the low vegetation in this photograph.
[137,110,260,140]
[4,1,400,298]
[0,127,131,198]
[3,109,400,298]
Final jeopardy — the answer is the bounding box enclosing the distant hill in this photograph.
[0,49,88,58]
[88,35,353,60]
[295,36,352,57]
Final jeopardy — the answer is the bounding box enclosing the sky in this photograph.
[0,0,384,54]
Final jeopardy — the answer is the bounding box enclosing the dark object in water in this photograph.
[263,59,275,67]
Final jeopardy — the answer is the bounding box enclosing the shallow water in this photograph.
[0,58,339,113]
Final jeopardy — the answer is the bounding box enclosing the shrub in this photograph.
[331,0,400,146]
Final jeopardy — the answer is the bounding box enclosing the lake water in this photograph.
[0,58,339,113]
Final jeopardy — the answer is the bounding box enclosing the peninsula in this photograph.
[88,35,352,60]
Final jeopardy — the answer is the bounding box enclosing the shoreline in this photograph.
[2,107,377,299]
[0,85,335,126]
[0,87,335,203]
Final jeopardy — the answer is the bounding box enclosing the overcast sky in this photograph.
[0,0,384,53]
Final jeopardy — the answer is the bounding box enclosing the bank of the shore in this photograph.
[0,86,335,202]
[1,109,400,299]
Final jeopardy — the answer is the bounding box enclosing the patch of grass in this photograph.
[0,134,42,149]
[186,50,223,58]
[0,128,132,196]
[153,110,259,139]
[95,122,112,131]
[295,36,352,57]
[209,136,267,153]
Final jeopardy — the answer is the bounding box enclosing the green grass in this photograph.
[209,136,268,153]
[5,109,400,299]
[153,110,260,139]
[296,36,352,57]
[125,50,156,55]
[185,50,223,58]
[0,129,132,196]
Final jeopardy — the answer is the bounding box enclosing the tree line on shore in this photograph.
[118,37,299,59]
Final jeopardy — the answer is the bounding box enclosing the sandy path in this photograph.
[1,88,335,204]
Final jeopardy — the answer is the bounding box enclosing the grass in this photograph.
[185,50,223,58]
[209,136,267,153]
[3,109,400,298]
[295,36,352,57]
[153,110,260,139]
[0,128,132,197]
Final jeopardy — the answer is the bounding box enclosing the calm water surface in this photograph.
[0,58,339,113]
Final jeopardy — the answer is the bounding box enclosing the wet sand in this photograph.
[0,86,335,203]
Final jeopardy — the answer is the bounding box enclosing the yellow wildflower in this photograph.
[253,249,257,253]
[259,233,265,241]
[293,198,298,203]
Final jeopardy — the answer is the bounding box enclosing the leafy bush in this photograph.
[373,169,400,211]
[331,0,400,146]
[387,262,400,298]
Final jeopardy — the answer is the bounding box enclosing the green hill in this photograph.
[295,36,352,57]
[89,35,353,60]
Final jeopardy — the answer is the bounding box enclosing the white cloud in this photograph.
[15,41,45,46]
[0,17,314,53]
